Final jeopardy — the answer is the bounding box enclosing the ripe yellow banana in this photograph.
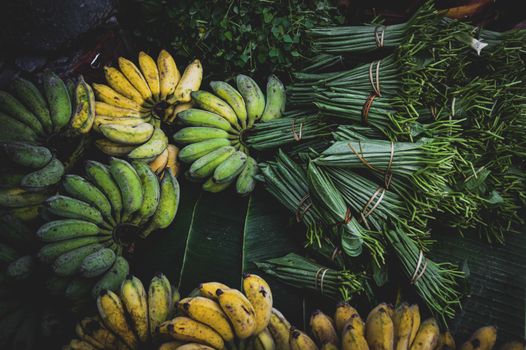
[157,50,180,99]
[118,56,153,102]
[199,282,230,300]
[322,343,340,350]
[165,144,180,177]
[95,101,143,118]
[365,303,394,350]
[268,308,291,350]
[75,320,105,348]
[160,316,225,349]
[254,328,276,350]
[310,310,338,346]
[121,275,149,343]
[409,318,439,350]
[138,51,161,101]
[94,115,147,132]
[190,91,239,128]
[173,343,216,350]
[92,83,144,111]
[290,328,318,350]
[71,76,95,133]
[66,339,98,350]
[178,296,235,342]
[335,302,364,335]
[150,147,169,174]
[149,273,173,337]
[342,322,370,350]
[460,326,497,350]
[408,305,420,346]
[104,66,144,105]
[170,59,203,103]
[216,288,257,339]
[97,289,138,349]
[439,331,456,350]
[77,316,125,349]
[100,122,154,145]
[393,303,413,350]
[243,273,273,334]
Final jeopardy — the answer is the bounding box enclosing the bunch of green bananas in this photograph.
[0,71,81,211]
[37,157,180,300]
[172,74,286,194]
[91,50,202,162]
[64,273,180,350]
[302,302,521,350]
[0,212,65,350]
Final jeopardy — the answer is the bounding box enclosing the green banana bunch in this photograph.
[172,74,286,194]
[0,71,85,211]
[64,273,179,350]
[37,157,180,300]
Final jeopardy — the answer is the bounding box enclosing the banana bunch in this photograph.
[0,71,80,210]
[172,74,286,194]
[64,273,180,350]
[37,157,180,300]
[301,302,521,350]
[1,212,65,350]
[91,50,202,163]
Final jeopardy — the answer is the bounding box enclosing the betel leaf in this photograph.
[431,226,526,342]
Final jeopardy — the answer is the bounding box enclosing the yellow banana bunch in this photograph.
[173,74,285,194]
[64,274,180,349]
[90,50,202,161]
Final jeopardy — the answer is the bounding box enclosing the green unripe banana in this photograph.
[65,278,93,300]
[236,74,265,127]
[37,219,104,242]
[109,158,143,222]
[91,256,129,298]
[260,74,286,122]
[52,243,104,276]
[10,76,53,133]
[1,142,52,169]
[178,138,231,164]
[45,195,104,225]
[236,156,258,196]
[203,177,234,193]
[127,127,168,159]
[6,255,35,280]
[20,157,64,188]
[38,236,109,263]
[0,90,45,136]
[0,242,20,264]
[213,151,247,184]
[189,146,235,179]
[80,247,116,278]
[173,127,230,144]
[0,112,39,143]
[131,161,160,225]
[210,80,248,128]
[190,90,240,128]
[178,109,235,132]
[141,171,180,237]
[42,70,72,131]
[85,160,123,223]
[62,174,115,225]
[0,187,52,208]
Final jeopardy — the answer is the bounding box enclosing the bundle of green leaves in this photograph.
[127,0,344,79]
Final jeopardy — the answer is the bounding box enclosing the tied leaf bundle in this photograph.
[306,1,438,54]
[245,113,332,151]
[386,228,463,321]
[255,253,365,301]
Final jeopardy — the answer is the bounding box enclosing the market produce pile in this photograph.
[258,0,526,320]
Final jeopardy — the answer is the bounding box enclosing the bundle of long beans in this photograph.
[245,114,332,151]
[307,1,439,54]
[255,253,366,301]
[386,228,463,321]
